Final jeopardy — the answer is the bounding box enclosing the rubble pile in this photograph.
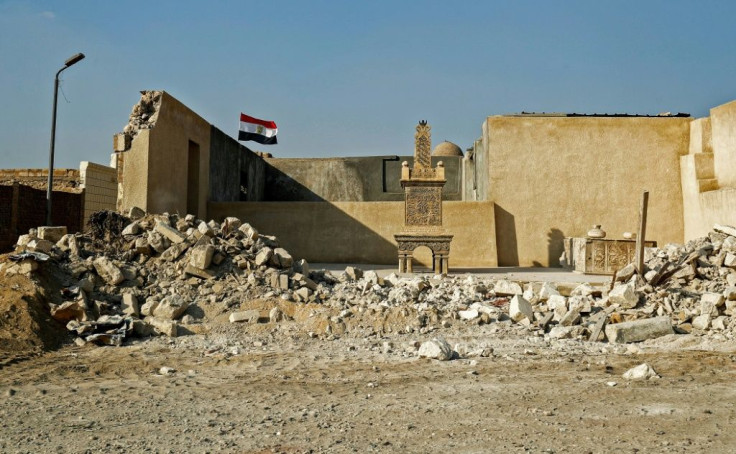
[4,209,736,349]
[120,91,162,145]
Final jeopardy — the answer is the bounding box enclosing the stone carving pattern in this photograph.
[405,187,441,226]
[396,239,451,254]
[411,167,437,179]
[414,121,432,169]
[587,240,636,274]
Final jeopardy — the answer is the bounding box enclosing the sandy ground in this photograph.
[2,317,736,454]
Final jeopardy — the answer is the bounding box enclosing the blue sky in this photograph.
[1,0,735,169]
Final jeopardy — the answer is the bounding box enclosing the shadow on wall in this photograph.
[264,161,326,202]
[494,203,518,266]
[547,228,565,268]
[208,173,400,265]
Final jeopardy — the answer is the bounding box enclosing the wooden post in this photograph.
[635,190,649,274]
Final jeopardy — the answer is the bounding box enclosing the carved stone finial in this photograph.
[414,121,432,169]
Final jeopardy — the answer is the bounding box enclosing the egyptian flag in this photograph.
[238,113,278,145]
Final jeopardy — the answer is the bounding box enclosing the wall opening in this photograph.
[411,245,434,272]
[187,140,200,215]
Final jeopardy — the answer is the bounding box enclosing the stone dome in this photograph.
[432,141,463,157]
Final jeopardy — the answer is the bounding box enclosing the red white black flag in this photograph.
[238,113,278,145]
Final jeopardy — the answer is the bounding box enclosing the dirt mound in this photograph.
[0,262,69,356]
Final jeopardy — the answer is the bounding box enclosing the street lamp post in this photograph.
[46,52,85,226]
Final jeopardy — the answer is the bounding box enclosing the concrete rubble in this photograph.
[5,211,736,351]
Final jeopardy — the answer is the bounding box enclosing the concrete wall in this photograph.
[711,100,736,187]
[209,126,265,202]
[264,155,462,202]
[208,201,497,268]
[119,129,150,213]
[483,115,691,266]
[79,161,117,223]
[681,100,736,240]
[120,92,211,218]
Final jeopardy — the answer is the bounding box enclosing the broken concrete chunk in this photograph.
[724,253,736,268]
[15,234,33,248]
[559,306,582,326]
[711,316,729,330]
[255,247,273,267]
[363,270,383,286]
[152,294,189,320]
[229,309,260,324]
[345,266,363,281]
[295,287,311,301]
[121,293,139,317]
[154,221,186,244]
[548,325,584,339]
[546,294,567,312]
[135,237,151,256]
[128,206,145,220]
[604,316,673,343]
[509,295,534,323]
[221,217,242,234]
[714,224,736,238]
[190,244,215,269]
[494,280,522,296]
[622,363,660,380]
[273,248,293,268]
[538,282,560,300]
[131,319,155,337]
[238,223,259,241]
[27,239,53,254]
[418,338,454,361]
[571,283,596,297]
[147,317,178,337]
[51,300,87,322]
[700,292,724,316]
[147,231,167,253]
[140,298,159,317]
[293,258,310,276]
[458,308,479,320]
[184,264,215,280]
[691,314,711,330]
[161,242,190,262]
[121,222,140,236]
[615,263,637,282]
[197,221,214,237]
[37,226,67,243]
[269,307,284,323]
[93,257,125,285]
[608,282,639,309]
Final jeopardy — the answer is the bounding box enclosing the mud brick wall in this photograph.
[0,183,84,251]
[0,185,13,250]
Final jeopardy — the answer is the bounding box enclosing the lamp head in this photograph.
[64,53,85,67]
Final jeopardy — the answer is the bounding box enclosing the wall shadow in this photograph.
[209,165,400,265]
[547,228,565,268]
[494,203,518,266]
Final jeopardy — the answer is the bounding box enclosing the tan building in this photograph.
[112,91,736,269]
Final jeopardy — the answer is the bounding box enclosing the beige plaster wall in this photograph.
[689,117,713,155]
[711,100,736,187]
[119,92,211,218]
[207,201,497,268]
[119,130,150,212]
[681,100,736,240]
[485,115,691,266]
[146,92,211,218]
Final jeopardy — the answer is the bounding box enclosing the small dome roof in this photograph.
[432,141,463,157]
